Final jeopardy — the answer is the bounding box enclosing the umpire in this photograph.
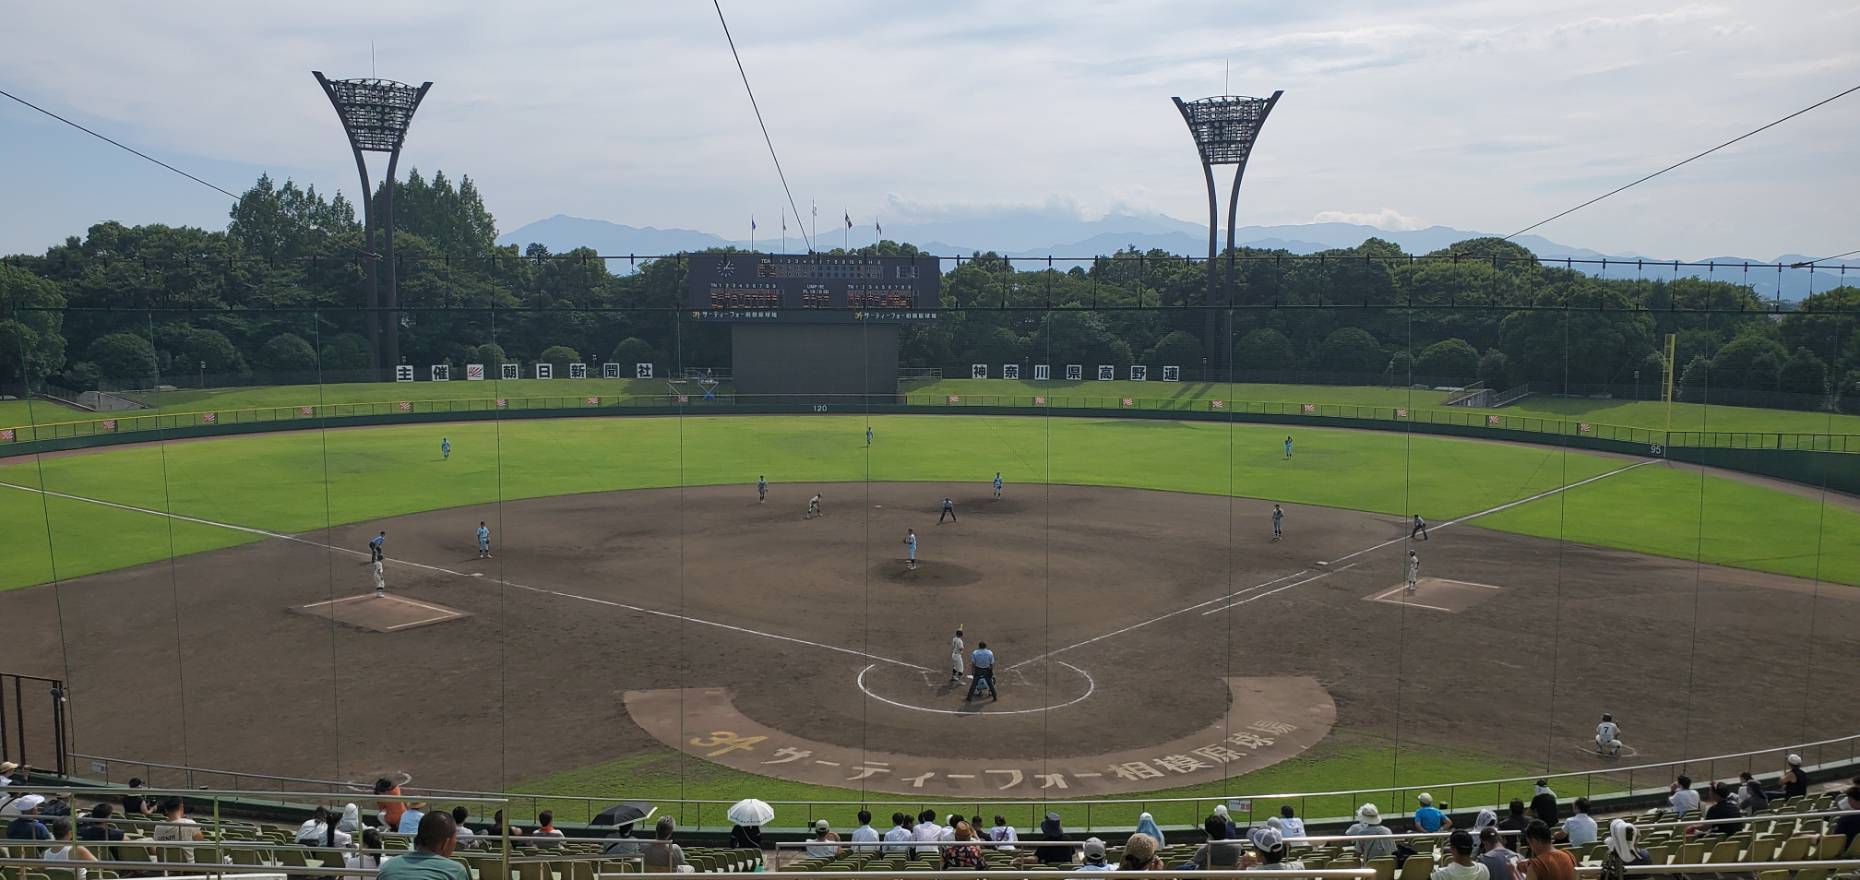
[965,642,997,702]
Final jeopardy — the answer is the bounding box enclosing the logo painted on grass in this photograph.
[398,401,413,413]
[1301,403,1316,414]
[1210,400,1225,410]
[101,419,117,432]
[1487,414,1502,426]
[300,406,315,417]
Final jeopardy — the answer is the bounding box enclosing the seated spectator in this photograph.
[1739,779,1767,815]
[76,802,124,845]
[345,828,385,879]
[374,778,407,833]
[1415,793,1452,833]
[0,762,17,789]
[850,811,880,851]
[6,795,51,843]
[603,819,642,857]
[1498,800,1531,839]
[338,803,362,834]
[1472,809,1499,833]
[121,778,150,818]
[1347,803,1397,861]
[1779,754,1810,800]
[1432,829,1488,880]
[939,821,986,870]
[1182,814,1241,869]
[1600,819,1649,880]
[939,813,964,842]
[297,805,354,847]
[1034,812,1070,865]
[806,820,841,858]
[1554,798,1596,846]
[491,810,526,841]
[531,810,565,848]
[1522,821,1574,880]
[986,815,1018,851]
[641,817,691,873]
[1829,786,1860,849]
[1213,804,1240,838]
[151,797,203,860]
[1477,826,1520,880]
[1690,783,1742,837]
[1245,827,1303,871]
[44,818,97,880]
[1076,837,1113,871]
[451,807,475,849]
[1135,812,1165,846]
[1668,776,1699,815]
[379,812,467,880]
[1277,805,1306,839]
[882,812,912,854]
[729,821,763,850]
[1530,782,1560,826]
[397,802,429,836]
[1117,833,1163,871]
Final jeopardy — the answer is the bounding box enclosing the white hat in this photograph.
[1787,753,1801,765]
[1357,803,1380,823]
[1418,793,1434,806]
[1252,827,1285,853]
[13,794,44,812]
[1213,804,1229,817]
[814,820,829,831]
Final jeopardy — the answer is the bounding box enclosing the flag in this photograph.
[876,220,883,236]
[844,210,852,229]
[751,216,757,231]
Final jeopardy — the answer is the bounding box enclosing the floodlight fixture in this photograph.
[314,71,433,376]
[1172,90,1282,377]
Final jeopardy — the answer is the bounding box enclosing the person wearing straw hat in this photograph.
[0,761,18,787]
[1346,803,1396,860]
[1118,833,1163,871]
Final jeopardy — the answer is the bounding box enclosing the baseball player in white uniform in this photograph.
[948,629,965,683]
[1595,713,1623,756]
[373,559,386,597]
[1405,550,1420,596]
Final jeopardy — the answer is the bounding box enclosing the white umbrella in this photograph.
[727,798,775,826]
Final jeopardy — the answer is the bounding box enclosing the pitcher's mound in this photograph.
[1364,577,1501,614]
[292,594,469,632]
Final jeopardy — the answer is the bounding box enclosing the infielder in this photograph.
[948,629,965,684]
[806,494,822,519]
[372,558,386,598]
[369,531,387,562]
[1595,713,1623,757]
[1406,549,1420,596]
[904,529,918,569]
[477,521,491,558]
[939,497,957,524]
[992,472,1003,500]
[1272,504,1284,541]
[757,475,767,504]
[1411,514,1430,541]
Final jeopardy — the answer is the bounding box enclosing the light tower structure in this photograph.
[314,71,432,375]
[1172,90,1281,378]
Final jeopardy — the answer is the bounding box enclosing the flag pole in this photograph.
[750,215,756,252]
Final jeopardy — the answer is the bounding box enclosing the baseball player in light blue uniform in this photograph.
[1283,435,1294,459]
[477,521,491,558]
[992,472,1003,500]
[904,529,917,568]
[441,437,451,460]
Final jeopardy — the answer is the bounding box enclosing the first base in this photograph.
[292,594,470,633]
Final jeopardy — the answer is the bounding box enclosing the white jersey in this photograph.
[1406,557,1420,580]
[373,560,385,588]
[1596,721,1619,741]
[950,635,964,670]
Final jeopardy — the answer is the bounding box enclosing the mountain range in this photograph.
[498,211,1856,301]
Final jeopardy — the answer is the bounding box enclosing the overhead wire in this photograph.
[709,0,814,253]
[1,87,242,200]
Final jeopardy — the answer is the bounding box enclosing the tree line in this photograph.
[3,171,1858,412]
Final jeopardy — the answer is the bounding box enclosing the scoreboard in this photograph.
[685,253,941,323]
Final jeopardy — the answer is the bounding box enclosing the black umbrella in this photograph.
[594,802,655,829]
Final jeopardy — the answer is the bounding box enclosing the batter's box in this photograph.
[1364,577,1501,614]
[292,594,470,633]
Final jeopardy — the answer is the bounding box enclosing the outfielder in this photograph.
[757,475,767,503]
[992,472,1003,500]
[477,521,491,558]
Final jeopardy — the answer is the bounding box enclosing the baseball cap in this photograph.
[1252,827,1285,853]
[1082,837,1106,860]
[1418,793,1434,806]
[815,820,830,831]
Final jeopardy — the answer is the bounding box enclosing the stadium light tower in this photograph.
[314,71,433,376]
[1172,90,1281,378]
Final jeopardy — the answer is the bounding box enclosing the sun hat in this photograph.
[1356,803,1380,823]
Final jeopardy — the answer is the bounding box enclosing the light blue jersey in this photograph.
[441,438,451,458]
[477,526,490,546]
[905,533,917,560]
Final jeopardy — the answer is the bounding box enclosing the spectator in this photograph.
[806,820,841,858]
[297,805,354,847]
[1135,812,1165,846]
[641,817,690,873]
[1498,800,1531,839]
[940,813,964,843]
[45,818,97,880]
[121,778,150,818]
[1246,827,1304,871]
[1829,786,1860,849]
[491,811,526,841]
[0,762,17,789]
[1432,829,1488,880]
[397,802,429,836]
[1471,809,1498,833]
[1530,782,1560,826]
[1522,821,1575,880]
[1669,776,1699,816]
[532,810,565,848]
[374,778,407,832]
[850,811,879,851]
[6,795,51,843]
[1739,779,1768,815]
[728,820,763,851]
[1213,803,1240,838]
[151,796,202,860]
[345,828,385,880]
[1780,754,1810,800]
[379,812,468,880]
[1477,826,1520,880]
[882,813,912,854]
[339,804,362,834]
[1555,798,1596,846]
[1035,812,1070,865]
[1599,819,1649,880]
[939,822,986,870]
[76,802,124,846]
[1692,783,1743,837]
[452,807,475,849]
[912,809,943,858]
[1183,814,1241,869]
[1416,793,1452,833]
[1117,833,1163,871]
[1076,837,1113,871]
[603,818,642,858]
[1347,803,1397,861]
[1278,805,1306,839]
[987,815,1018,851]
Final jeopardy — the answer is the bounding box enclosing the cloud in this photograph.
[1310,209,1429,231]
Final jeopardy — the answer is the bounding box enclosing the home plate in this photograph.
[1364,577,1501,614]
[292,594,471,633]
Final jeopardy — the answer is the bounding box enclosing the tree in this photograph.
[227,173,357,260]
[1233,327,1294,372]
[1478,348,1511,389]
[1679,355,1711,403]
[1386,350,1414,385]
[257,333,318,374]
[473,343,507,368]
[1414,338,1479,381]
[610,337,656,369]
[1709,335,1786,391]
[177,328,243,376]
[319,334,373,372]
[1146,330,1203,370]
[1838,370,1860,415]
[1317,327,1385,374]
[1497,279,1653,387]
[539,345,580,367]
[0,264,67,388]
[1778,347,1828,399]
[87,332,157,385]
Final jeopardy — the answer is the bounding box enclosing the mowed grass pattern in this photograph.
[4,414,1860,590]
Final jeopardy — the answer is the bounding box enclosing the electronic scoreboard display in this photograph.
[685,253,941,322]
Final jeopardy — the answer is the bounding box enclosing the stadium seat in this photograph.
[1777,836,1812,861]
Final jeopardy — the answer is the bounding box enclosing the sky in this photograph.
[3,0,1857,260]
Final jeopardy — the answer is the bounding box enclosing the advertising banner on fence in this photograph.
[1211,400,1225,410]
[466,364,485,381]
[1395,408,1407,418]
[398,401,413,412]
[947,395,960,404]
[202,412,217,424]
[1487,414,1502,426]
[1580,422,1593,434]
[300,406,315,416]
[495,399,508,409]
[0,429,12,441]
[1301,403,1316,414]
[677,395,689,404]
[1033,396,1046,406]
[585,396,600,406]
[1121,397,1134,407]
[101,419,116,432]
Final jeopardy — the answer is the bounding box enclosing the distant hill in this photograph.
[498,213,1857,300]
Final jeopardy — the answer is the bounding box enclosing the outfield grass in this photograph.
[510,732,1586,830]
[5,415,1860,590]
